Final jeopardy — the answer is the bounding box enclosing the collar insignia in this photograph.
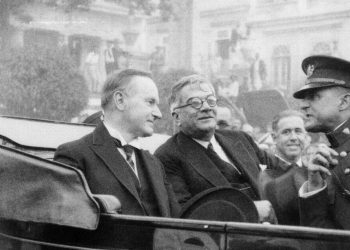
[343,128,350,135]
[306,64,315,78]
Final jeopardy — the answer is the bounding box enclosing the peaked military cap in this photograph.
[293,55,350,99]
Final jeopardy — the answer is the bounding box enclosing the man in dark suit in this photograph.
[259,110,308,225]
[54,69,179,217]
[294,55,350,229]
[154,74,278,223]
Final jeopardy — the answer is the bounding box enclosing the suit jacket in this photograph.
[154,130,280,205]
[299,119,350,230]
[259,161,307,225]
[54,123,179,217]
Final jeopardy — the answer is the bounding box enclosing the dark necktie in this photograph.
[207,143,242,175]
[115,139,137,176]
[207,143,256,199]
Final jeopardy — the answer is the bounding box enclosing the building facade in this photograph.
[8,0,152,114]
[184,0,350,96]
[7,0,350,115]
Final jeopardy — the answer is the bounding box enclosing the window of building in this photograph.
[272,45,290,91]
[216,39,230,60]
[216,30,232,60]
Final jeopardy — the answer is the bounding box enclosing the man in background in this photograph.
[149,46,165,75]
[85,46,100,92]
[104,41,115,75]
[259,110,308,225]
[216,105,233,130]
[272,110,309,165]
[216,99,244,131]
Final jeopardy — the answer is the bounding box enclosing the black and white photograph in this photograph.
[1,0,350,249]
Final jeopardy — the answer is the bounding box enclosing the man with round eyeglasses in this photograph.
[155,74,282,223]
[172,95,217,110]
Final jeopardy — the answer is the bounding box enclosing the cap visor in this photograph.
[293,82,338,99]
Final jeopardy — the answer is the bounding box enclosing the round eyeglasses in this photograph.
[173,95,217,110]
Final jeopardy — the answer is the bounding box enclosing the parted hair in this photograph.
[169,74,215,113]
[101,69,152,109]
[271,109,306,132]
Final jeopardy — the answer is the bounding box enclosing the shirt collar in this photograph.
[192,136,216,149]
[103,121,141,149]
[296,158,302,167]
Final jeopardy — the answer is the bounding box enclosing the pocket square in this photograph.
[259,164,267,171]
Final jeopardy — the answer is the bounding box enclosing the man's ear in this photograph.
[271,132,277,141]
[339,93,350,111]
[113,91,126,110]
[172,111,181,126]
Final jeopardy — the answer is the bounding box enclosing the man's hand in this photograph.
[253,200,278,224]
[302,143,338,192]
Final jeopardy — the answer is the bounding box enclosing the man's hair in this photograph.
[101,69,152,109]
[169,74,215,113]
[271,109,306,132]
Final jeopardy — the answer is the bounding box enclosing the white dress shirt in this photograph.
[104,121,141,178]
[193,136,242,174]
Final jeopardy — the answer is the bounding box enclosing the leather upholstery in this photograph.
[0,146,100,230]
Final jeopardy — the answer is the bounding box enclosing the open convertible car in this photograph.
[1,116,350,250]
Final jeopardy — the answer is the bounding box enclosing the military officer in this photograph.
[294,55,350,229]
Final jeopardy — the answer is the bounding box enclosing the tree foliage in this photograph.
[153,68,196,135]
[0,46,89,121]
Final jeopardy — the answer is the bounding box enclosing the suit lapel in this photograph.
[138,150,170,216]
[177,132,230,187]
[89,124,141,202]
[215,132,260,192]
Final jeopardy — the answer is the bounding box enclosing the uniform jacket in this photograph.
[299,119,350,229]
[154,130,280,205]
[54,123,179,217]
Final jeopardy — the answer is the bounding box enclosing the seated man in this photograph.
[259,110,308,225]
[155,74,280,223]
[54,69,179,217]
